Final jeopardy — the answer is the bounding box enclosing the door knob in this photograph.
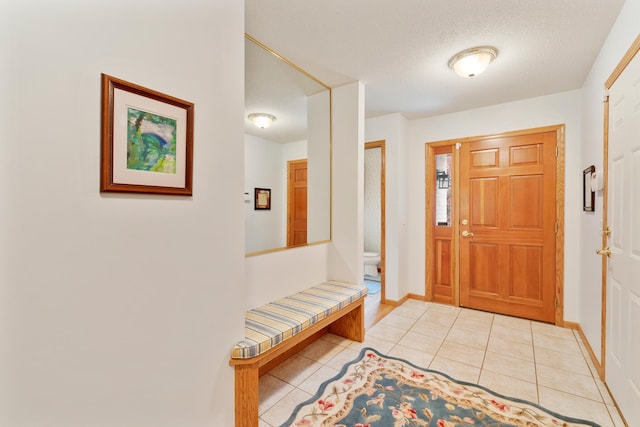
[596,247,612,257]
[461,230,474,238]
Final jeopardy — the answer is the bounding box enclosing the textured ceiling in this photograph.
[246,0,625,120]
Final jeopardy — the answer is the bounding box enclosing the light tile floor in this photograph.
[258,299,626,427]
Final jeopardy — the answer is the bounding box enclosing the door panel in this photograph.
[509,176,543,228]
[468,243,500,294]
[510,143,542,165]
[460,131,556,322]
[471,149,498,167]
[609,278,623,363]
[509,245,543,300]
[470,178,498,227]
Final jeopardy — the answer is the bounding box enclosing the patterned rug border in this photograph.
[280,346,602,427]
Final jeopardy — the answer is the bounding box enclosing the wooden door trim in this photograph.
[365,140,386,303]
[425,124,565,325]
[555,125,566,326]
[601,34,640,380]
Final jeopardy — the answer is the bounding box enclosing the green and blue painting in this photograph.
[127,107,177,173]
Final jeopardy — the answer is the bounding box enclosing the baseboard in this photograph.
[385,293,442,305]
[384,293,430,306]
[563,321,604,380]
[407,293,428,301]
[383,299,398,306]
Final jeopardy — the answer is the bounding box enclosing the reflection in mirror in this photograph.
[244,35,331,255]
[435,153,452,226]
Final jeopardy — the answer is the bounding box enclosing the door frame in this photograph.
[425,124,566,325]
[365,140,386,302]
[600,34,640,380]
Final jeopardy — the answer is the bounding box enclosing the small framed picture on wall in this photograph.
[583,165,595,212]
[254,188,271,210]
[100,74,194,195]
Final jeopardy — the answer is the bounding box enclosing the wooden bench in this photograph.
[228,281,368,427]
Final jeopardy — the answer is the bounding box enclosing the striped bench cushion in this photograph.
[231,281,368,359]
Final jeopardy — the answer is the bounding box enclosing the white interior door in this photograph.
[605,46,640,425]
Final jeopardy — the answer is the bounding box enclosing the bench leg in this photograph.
[234,363,259,427]
[328,300,365,342]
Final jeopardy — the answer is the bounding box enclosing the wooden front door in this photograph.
[287,159,307,247]
[459,131,557,322]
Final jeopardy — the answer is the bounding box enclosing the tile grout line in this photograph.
[530,320,540,406]
[426,305,461,372]
[476,313,496,386]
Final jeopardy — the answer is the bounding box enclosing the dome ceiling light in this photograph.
[448,46,498,79]
[248,113,276,129]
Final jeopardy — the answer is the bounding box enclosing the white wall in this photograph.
[578,0,640,361]
[328,82,366,284]
[245,244,329,308]
[307,90,332,243]
[364,148,382,254]
[365,114,409,300]
[0,2,244,426]
[282,140,308,160]
[245,134,286,253]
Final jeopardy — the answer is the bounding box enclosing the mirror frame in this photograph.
[245,34,333,257]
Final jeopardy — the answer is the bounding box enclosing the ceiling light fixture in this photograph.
[448,46,498,79]
[248,113,276,129]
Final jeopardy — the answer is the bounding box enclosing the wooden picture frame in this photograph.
[583,165,595,212]
[254,188,271,210]
[100,74,194,195]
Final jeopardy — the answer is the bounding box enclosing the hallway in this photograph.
[257,299,625,426]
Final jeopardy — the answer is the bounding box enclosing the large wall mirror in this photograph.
[244,34,332,255]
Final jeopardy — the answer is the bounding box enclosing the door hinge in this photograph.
[555,145,559,158]
[603,89,610,103]
[456,142,461,150]
[555,222,558,234]
[555,298,558,309]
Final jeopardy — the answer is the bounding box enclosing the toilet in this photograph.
[363,252,381,277]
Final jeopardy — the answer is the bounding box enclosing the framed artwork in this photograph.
[254,188,271,210]
[100,74,194,195]
[583,165,595,212]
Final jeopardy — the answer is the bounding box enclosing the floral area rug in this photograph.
[281,347,601,427]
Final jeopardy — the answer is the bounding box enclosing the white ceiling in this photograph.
[245,0,625,121]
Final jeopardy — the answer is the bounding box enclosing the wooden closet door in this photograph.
[287,159,307,247]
